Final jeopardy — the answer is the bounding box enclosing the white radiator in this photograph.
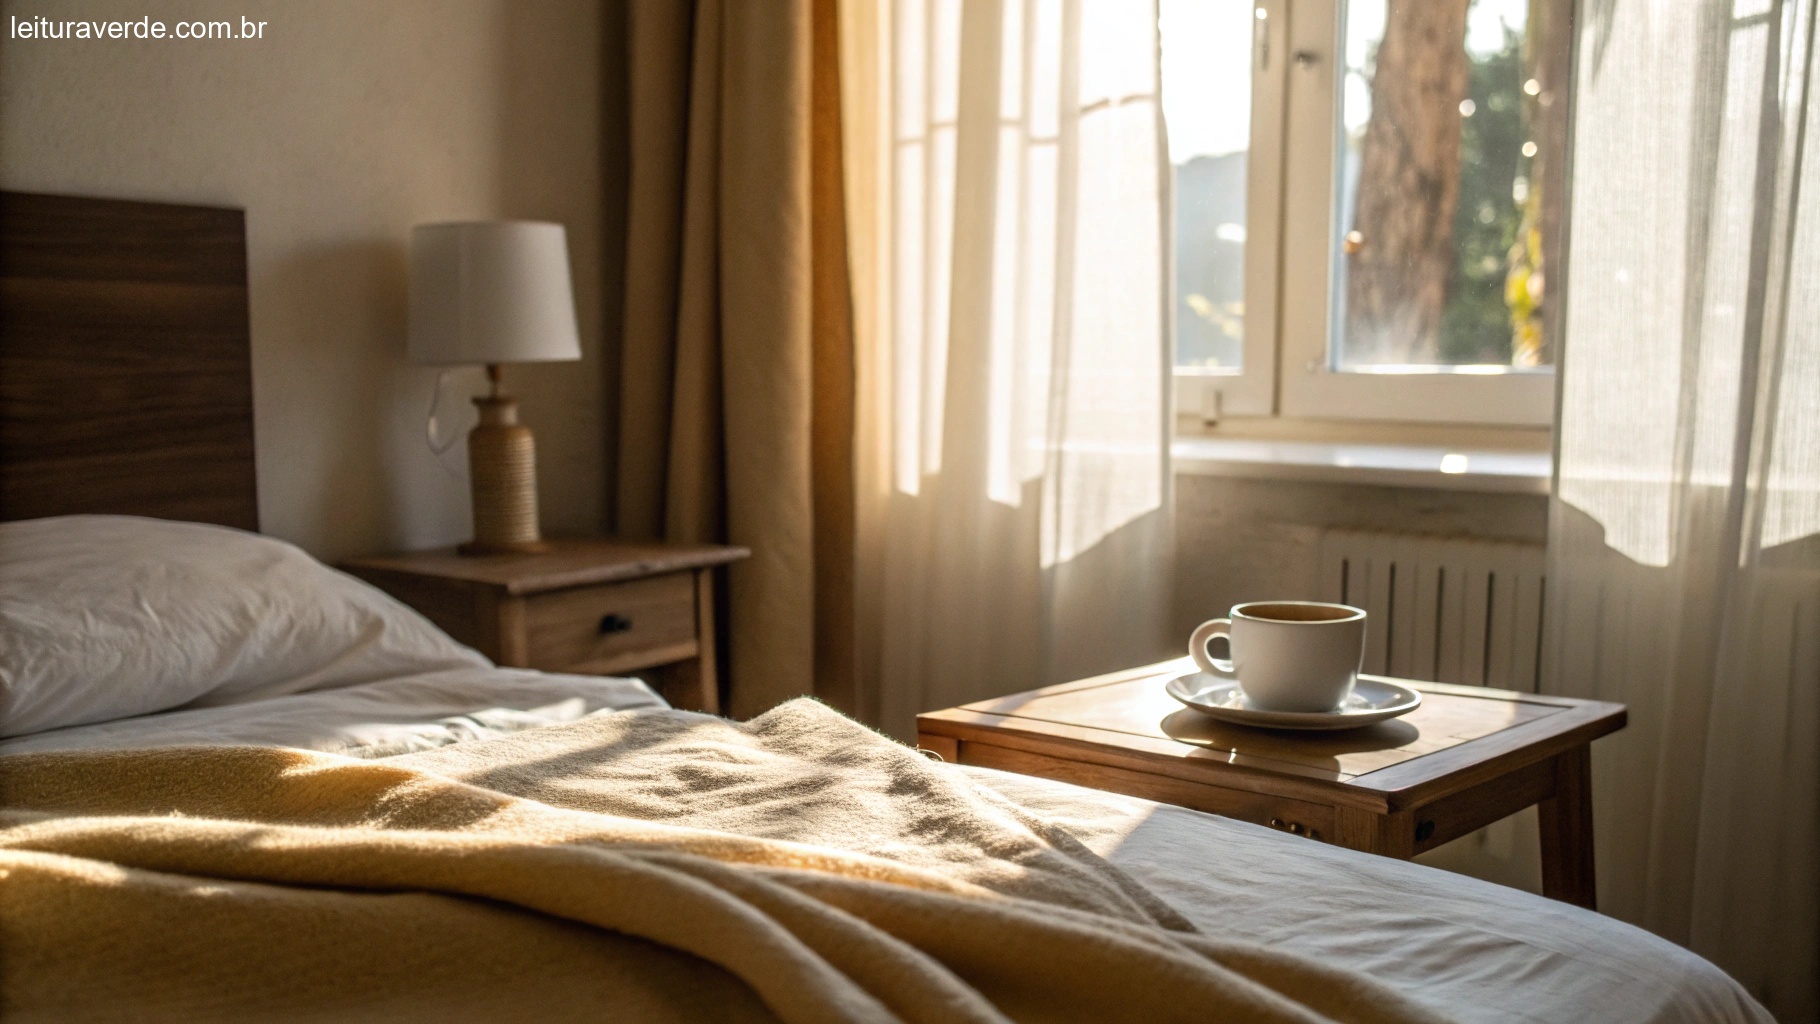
[1317,530,1547,691]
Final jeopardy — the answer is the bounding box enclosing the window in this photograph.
[1165,0,1568,427]
[1162,0,1281,417]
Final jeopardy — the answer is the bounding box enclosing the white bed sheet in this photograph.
[1,679,1767,1023]
[966,767,1770,1024]
[0,667,664,758]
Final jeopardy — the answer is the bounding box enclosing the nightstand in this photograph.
[342,539,749,713]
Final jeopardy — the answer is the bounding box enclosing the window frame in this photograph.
[1172,0,1289,421]
[1171,0,1558,431]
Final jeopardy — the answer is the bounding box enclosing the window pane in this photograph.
[1161,0,1253,373]
[1334,0,1564,371]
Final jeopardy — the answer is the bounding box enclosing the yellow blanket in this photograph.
[0,699,1445,1023]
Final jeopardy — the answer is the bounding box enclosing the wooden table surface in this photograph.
[917,658,1626,906]
[920,657,1623,809]
[342,538,749,596]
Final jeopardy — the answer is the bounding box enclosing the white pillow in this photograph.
[0,515,488,738]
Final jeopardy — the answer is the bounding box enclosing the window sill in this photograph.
[1171,437,1552,494]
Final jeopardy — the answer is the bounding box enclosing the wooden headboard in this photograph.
[0,191,258,530]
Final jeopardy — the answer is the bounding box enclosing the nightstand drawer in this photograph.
[523,572,698,676]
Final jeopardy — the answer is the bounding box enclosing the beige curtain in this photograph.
[1545,1,1820,1018]
[842,0,1176,739]
[615,0,855,718]
[620,0,1172,729]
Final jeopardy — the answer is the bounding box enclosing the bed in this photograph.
[0,193,1771,1023]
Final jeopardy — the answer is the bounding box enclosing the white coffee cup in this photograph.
[1189,602,1368,712]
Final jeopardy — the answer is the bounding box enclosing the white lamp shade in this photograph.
[407,221,582,365]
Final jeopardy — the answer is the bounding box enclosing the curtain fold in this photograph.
[621,0,1172,729]
[1546,1,1820,1018]
[615,0,853,718]
[842,0,1175,738]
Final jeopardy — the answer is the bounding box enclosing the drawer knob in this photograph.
[1268,817,1315,839]
[598,613,634,635]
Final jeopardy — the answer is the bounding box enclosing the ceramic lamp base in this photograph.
[463,392,546,556]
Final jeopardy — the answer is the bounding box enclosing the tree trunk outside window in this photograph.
[1345,0,1470,365]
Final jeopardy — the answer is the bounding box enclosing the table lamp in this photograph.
[407,221,581,555]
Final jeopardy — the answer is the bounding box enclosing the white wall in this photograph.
[0,0,609,560]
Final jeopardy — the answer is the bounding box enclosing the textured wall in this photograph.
[0,0,613,559]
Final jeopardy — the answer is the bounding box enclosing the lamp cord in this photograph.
[426,369,466,478]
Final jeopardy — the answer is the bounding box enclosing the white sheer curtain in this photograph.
[1546,1,1820,1018]
[842,0,1173,739]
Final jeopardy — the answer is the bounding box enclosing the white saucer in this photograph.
[1164,673,1421,730]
